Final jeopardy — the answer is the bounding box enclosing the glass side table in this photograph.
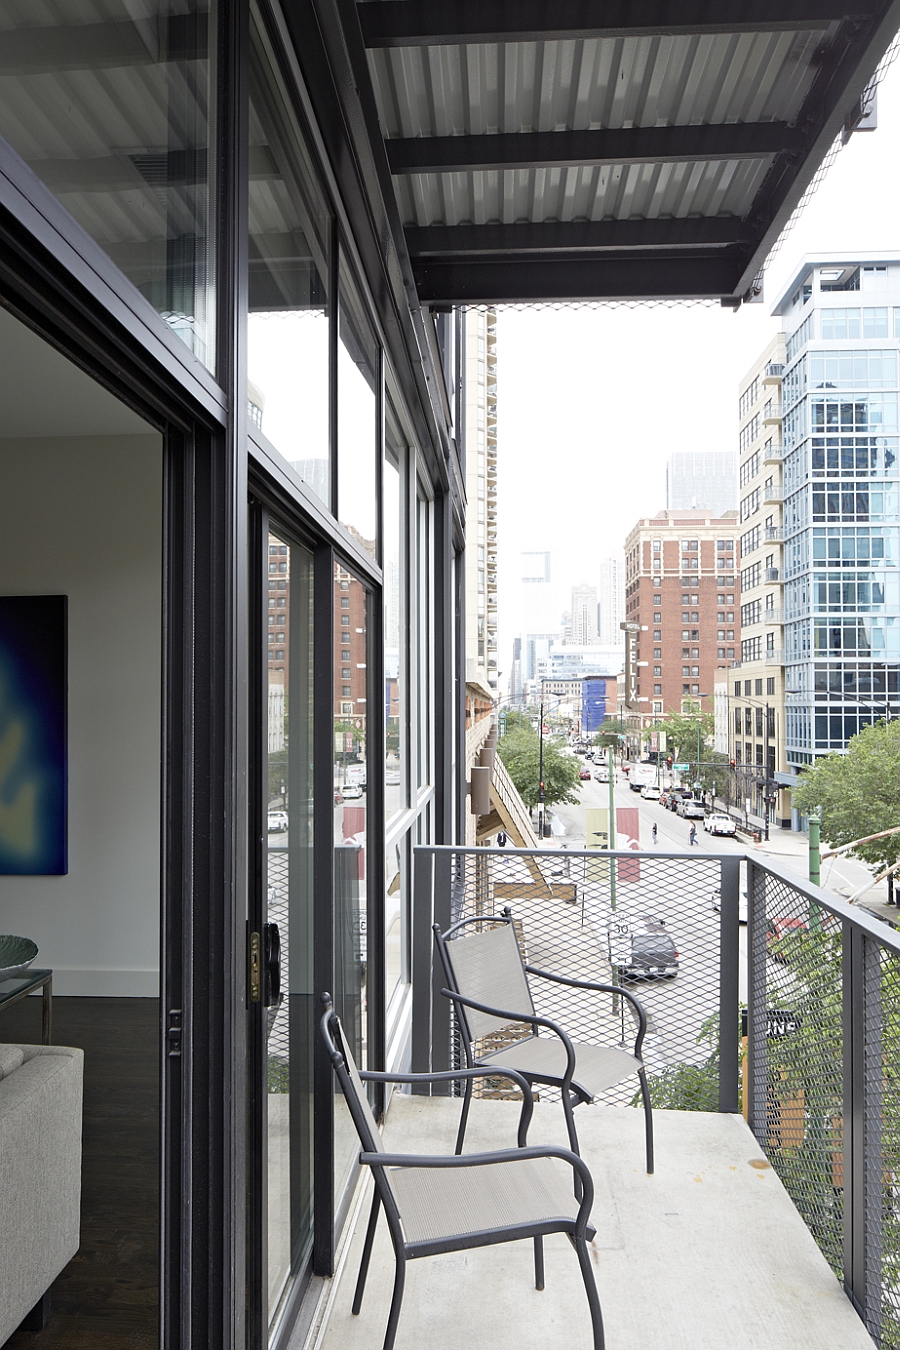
[0,968,52,1043]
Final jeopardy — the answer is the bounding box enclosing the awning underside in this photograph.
[357,0,900,304]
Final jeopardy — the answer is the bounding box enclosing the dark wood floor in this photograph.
[2,997,159,1349]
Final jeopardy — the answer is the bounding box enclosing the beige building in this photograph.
[733,334,791,829]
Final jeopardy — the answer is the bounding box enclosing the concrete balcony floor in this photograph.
[312,1095,874,1350]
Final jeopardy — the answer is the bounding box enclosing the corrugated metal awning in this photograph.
[353,0,900,304]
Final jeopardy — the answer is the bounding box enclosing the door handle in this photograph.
[264,922,281,1009]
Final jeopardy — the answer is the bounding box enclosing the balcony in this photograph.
[762,443,783,465]
[762,608,785,624]
[318,845,898,1350]
[763,485,783,504]
[765,567,782,584]
[762,404,783,424]
[765,648,786,665]
[763,525,783,542]
[763,362,785,381]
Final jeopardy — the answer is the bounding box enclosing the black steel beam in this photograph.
[359,0,876,48]
[411,251,749,303]
[405,216,755,257]
[387,122,804,175]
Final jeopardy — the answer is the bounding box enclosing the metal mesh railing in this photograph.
[746,857,900,1348]
[438,847,735,1112]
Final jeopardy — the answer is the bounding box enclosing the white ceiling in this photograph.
[0,302,152,437]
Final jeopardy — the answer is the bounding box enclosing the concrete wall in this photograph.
[0,435,162,995]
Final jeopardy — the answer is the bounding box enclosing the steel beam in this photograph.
[405,217,756,257]
[387,122,804,175]
[359,0,876,48]
[411,252,748,304]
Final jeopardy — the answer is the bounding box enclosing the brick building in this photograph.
[624,511,741,727]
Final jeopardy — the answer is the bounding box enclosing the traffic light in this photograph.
[729,759,736,769]
[666,755,673,767]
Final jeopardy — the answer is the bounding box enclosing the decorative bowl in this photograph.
[0,936,39,982]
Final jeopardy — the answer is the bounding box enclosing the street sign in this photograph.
[673,762,689,770]
[620,621,641,632]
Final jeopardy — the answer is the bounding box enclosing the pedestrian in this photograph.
[689,824,697,847]
[497,830,507,848]
[651,823,658,846]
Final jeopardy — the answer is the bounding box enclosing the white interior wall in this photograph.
[0,435,162,995]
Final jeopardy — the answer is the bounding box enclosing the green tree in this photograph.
[653,700,715,767]
[497,720,580,811]
[592,717,626,752]
[791,719,900,875]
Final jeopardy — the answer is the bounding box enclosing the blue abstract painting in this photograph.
[0,596,67,875]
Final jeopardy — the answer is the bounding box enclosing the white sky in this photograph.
[497,57,900,685]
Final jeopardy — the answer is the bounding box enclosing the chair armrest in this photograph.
[525,963,648,1057]
[439,988,577,1087]
[359,1066,534,1144]
[361,1145,595,1231]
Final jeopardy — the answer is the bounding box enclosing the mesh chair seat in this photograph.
[392,1155,580,1247]
[481,1036,640,1099]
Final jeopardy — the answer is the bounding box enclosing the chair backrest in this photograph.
[441,920,535,1041]
[320,1002,384,1156]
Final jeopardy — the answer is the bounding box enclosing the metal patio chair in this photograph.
[320,994,605,1350]
[434,909,654,1173]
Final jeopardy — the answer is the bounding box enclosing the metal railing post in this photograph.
[862,934,883,1345]
[411,847,435,1086]
[718,855,741,1113]
[746,858,768,1143]
[430,849,454,1084]
[842,921,867,1318]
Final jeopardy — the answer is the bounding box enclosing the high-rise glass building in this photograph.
[667,451,738,516]
[774,255,900,774]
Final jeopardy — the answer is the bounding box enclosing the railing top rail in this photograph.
[413,844,900,957]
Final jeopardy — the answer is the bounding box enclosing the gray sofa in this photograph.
[0,1043,83,1344]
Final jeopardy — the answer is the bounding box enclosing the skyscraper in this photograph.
[520,550,558,682]
[667,451,737,516]
[569,584,598,645]
[597,553,626,647]
[773,254,900,787]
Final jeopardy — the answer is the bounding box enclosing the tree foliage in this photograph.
[497,718,581,811]
[592,717,626,751]
[652,702,715,766]
[791,719,900,873]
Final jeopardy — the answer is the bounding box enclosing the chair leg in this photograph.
[574,1234,606,1350]
[533,1236,545,1290]
[563,1091,583,1200]
[353,1188,382,1315]
[454,1075,474,1154]
[637,1067,655,1174]
[382,1250,407,1350]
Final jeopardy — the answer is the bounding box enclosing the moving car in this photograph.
[703,812,736,836]
[579,767,592,781]
[611,916,680,980]
[640,783,660,800]
[676,798,706,819]
[267,810,288,833]
[342,782,364,799]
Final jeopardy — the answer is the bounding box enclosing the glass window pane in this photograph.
[384,402,407,820]
[248,15,331,506]
[416,486,432,786]
[0,2,216,367]
[264,531,315,1324]
[332,561,369,1207]
[338,261,378,556]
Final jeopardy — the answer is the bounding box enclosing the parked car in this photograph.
[703,812,736,836]
[611,916,680,980]
[640,783,660,800]
[579,767,592,781]
[342,782,364,799]
[676,798,706,819]
[267,810,288,833]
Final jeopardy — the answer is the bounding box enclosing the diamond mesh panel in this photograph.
[444,848,728,1111]
[749,864,845,1279]
[867,942,900,1347]
[266,848,290,1078]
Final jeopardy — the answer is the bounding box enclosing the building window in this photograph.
[653,666,662,676]
[767,678,775,695]
[654,684,662,695]
[683,684,691,695]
